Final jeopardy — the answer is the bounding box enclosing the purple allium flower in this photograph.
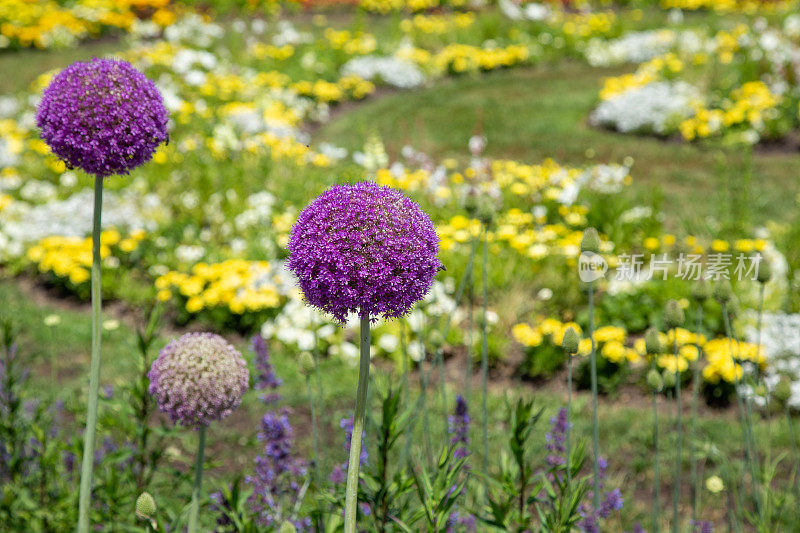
[252,334,281,405]
[448,394,470,460]
[148,333,249,427]
[36,58,169,177]
[287,182,441,323]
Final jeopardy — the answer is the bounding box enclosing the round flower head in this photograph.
[36,58,169,177]
[148,333,249,427]
[287,182,441,323]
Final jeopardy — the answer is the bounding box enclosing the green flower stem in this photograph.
[480,224,489,474]
[721,304,759,517]
[306,373,322,490]
[588,281,600,512]
[672,334,682,533]
[464,240,474,401]
[652,356,661,533]
[77,174,104,533]
[785,407,800,500]
[689,307,704,525]
[344,315,371,533]
[312,316,325,479]
[566,350,573,490]
[188,425,207,533]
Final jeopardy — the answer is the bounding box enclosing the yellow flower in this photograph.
[512,323,543,348]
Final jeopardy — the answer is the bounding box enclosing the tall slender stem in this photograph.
[344,315,371,533]
[672,334,682,533]
[480,225,489,475]
[566,351,573,490]
[588,282,600,512]
[307,374,322,490]
[465,242,474,401]
[785,408,800,501]
[690,307,704,525]
[77,174,104,533]
[188,425,206,533]
[312,312,325,480]
[652,356,661,533]
[722,304,759,520]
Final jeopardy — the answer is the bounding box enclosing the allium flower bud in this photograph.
[644,328,662,355]
[662,370,677,388]
[712,280,733,304]
[562,327,580,355]
[428,329,445,349]
[773,376,792,407]
[463,193,478,217]
[135,492,156,521]
[148,333,249,427]
[36,58,169,177]
[646,368,663,392]
[580,227,600,254]
[691,280,710,302]
[756,257,771,284]
[299,352,315,375]
[665,300,685,329]
[279,521,298,533]
[726,296,739,319]
[476,197,496,227]
[287,182,441,322]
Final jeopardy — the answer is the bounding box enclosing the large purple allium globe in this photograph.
[36,58,169,177]
[148,333,249,427]
[287,182,441,323]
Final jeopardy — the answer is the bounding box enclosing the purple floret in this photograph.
[287,182,441,323]
[148,332,249,427]
[448,394,470,460]
[36,58,169,177]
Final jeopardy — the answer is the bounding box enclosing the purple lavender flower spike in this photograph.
[692,521,713,533]
[341,416,368,466]
[545,408,569,469]
[252,334,281,405]
[148,333,249,427]
[577,453,624,532]
[448,395,471,460]
[330,416,367,486]
[247,411,308,528]
[36,58,168,177]
[287,182,441,323]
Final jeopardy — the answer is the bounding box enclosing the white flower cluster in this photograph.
[342,56,427,89]
[498,0,550,22]
[260,278,464,367]
[590,81,698,135]
[162,14,225,48]
[584,30,677,67]
[0,190,163,260]
[234,191,277,231]
[745,312,800,409]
